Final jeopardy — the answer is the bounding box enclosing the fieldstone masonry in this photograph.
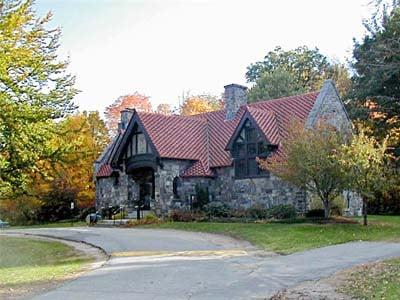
[95,80,362,217]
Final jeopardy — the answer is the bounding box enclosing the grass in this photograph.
[9,220,86,229]
[342,258,400,299]
[150,215,400,254]
[0,236,93,288]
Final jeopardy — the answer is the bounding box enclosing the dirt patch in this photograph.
[268,257,400,300]
[0,233,107,300]
[269,279,352,300]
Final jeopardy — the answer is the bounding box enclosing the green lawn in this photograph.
[10,221,86,229]
[151,215,400,254]
[342,257,400,299]
[0,236,93,288]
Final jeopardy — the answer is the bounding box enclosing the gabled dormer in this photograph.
[109,110,159,173]
[226,110,278,179]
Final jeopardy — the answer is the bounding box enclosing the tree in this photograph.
[350,4,400,159]
[104,93,152,134]
[338,129,390,225]
[323,63,352,98]
[0,0,78,196]
[246,46,330,90]
[248,68,306,102]
[258,122,346,218]
[180,94,222,116]
[246,46,352,101]
[42,112,110,209]
[156,103,172,115]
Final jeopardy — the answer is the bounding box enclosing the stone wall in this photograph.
[154,159,192,215]
[306,80,351,132]
[209,167,308,213]
[95,173,134,209]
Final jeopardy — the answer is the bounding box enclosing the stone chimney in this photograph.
[224,84,248,120]
[119,109,134,130]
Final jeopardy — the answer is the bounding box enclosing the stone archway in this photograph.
[129,167,155,218]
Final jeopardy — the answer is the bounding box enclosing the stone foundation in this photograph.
[96,161,308,215]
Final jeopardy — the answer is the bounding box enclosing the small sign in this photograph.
[70,202,74,210]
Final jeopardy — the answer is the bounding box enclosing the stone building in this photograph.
[94,80,361,217]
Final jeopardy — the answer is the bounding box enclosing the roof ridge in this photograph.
[183,91,320,119]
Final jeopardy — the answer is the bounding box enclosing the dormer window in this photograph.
[231,119,275,179]
[124,124,152,159]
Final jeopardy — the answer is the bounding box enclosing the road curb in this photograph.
[1,232,111,266]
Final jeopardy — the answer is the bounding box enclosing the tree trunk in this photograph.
[363,200,368,226]
[323,200,330,219]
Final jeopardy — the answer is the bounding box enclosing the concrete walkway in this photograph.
[4,227,400,300]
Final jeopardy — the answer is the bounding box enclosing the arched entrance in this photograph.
[129,167,155,218]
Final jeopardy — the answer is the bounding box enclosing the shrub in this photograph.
[204,201,231,218]
[142,213,160,224]
[305,209,325,218]
[192,185,210,210]
[126,213,161,226]
[230,208,248,219]
[112,211,126,220]
[331,204,343,216]
[246,203,269,219]
[169,210,206,222]
[269,204,297,219]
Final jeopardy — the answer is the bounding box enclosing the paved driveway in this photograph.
[4,227,400,300]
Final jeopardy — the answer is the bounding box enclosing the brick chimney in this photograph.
[119,109,134,130]
[224,84,248,120]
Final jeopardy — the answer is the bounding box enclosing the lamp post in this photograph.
[70,201,74,227]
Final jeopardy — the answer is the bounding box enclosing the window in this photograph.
[137,133,146,154]
[231,119,273,178]
[173,177,180,198]
[125,125,151,158]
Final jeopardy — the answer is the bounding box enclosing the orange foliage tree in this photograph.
[0,111,110,223]
[180,94,223,116]
[105,93,152,134]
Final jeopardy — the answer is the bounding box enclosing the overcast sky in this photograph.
[35,0,372,113]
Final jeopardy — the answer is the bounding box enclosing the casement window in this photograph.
[124,125,152,159]
[232,119,274,179]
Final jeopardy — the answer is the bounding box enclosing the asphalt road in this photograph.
[4,227,400,300]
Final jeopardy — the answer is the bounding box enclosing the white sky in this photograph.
[35,0,372,113]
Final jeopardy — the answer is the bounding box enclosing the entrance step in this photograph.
[127,210,152,219]
[96,219,132,227]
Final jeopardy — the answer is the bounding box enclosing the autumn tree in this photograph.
[48,112,109,207]
[259,122,347,218]
[347,0,400,213]
[156,103,172,115]
[104,93,152,134]
[0,0,78,196]
[349,3,400,160]
[180,94,222,116]
[338,129,390,225]
[0,111,109,223]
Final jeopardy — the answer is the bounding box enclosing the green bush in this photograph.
[269,204,297,219]
[309,193,346,216]
[204,202,231,218]
[193,185,210,210]
[305,209,325,218]
[112,211,126,220]
[246,203,269,219]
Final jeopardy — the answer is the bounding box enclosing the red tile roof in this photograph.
[96,91,319,178]
[96,164,114,178]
